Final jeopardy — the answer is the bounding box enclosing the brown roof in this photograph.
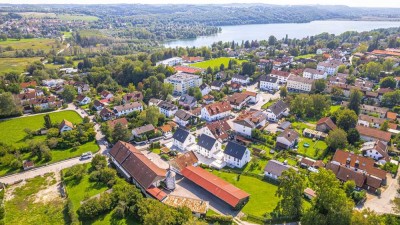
[317,117,338,130]
[182,166,249,208]
[59,119,73,130]
[109,141,166,189]
[204,101,232,116]
[159,124,172,133]
[356,125,391,143]
[387,112,397,121]
[270,69,290,77]
[304,188,316,198]
[170,151,198,172]
[358,114,386,125]
[107,118,128,129]
[20,81,37,88]
[146,187,167,201]
[227,93,249,106]
[366,175,383,189]
[278,129,299,143]
[206,119,232,141]
[203,94,215,101]
[99,108,115,117]
[336,165,366,187]
[123,91,143,102]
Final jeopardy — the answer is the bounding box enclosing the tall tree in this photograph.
[61,85,77,103]
[365,61,382,80]
[313,79,326,94]
[0,92,22,117]
[301,170,354,225]
[336,109,358,131]
[326,128,348,150]
[275,169,305,219]
[112,123,130,143]
[348,89,363,115]
[279,86,287,98]
[380,77,396,89]
[43,114,52,129]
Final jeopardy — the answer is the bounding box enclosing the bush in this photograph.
[205,214,233,225]
[64,164,86,182]
[77,193,113,219]
[161,154,170,161]
[66,199,79,225]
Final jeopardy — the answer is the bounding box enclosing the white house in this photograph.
[42,79,65,87]
[231,74,250,85]
[287,74,314,93]
[233,110,267,137]
[269,70,290,84]
[113,102,143,117]
[357,114,386,129]
[199,83,211,96]
[201,101,232,122]
[59,119,74,133]
[223,141,251,168]
[227,92,251,110]
[266,100,289,122]
[76,95,91,105]
[179,94,197,109]
[210,81,224,91]
[303,68,328,80]
[317,60,342,75]
[131,124,155,138]
[93,100,105,111]
[172,128,196,151]
[356,125,391,146]
[100,90,114,99]
[156,57,183,66]
[157,101,178,118]
[361,141,390,165]
[196,134,221,158]
[276,129,299,149]
[259,75,279,90]
[264,160,296,180]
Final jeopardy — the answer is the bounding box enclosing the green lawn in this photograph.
[329,105,341,114]
[58,14,99,22]
[0,57,42,75]
[294,54,316,60]
[4,173,67,225]
[0,110,82,148]
[212,171,280,217]
[261,99,277,109]
[296,137,328,160]
[190,57,246,69]
[0,38,58,51]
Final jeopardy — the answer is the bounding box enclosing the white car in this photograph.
[80,152,93,160]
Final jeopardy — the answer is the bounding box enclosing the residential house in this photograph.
[286,75,314,93]
[159,124,173,138]
[202,119,232,142]
[199,83,211,96]
[156,57,183,66]
[229,82,242,92]
[227,92,252,110]
[114,102,143,117]
[99,108,115,121]
[157,101,178,118]
[74,82,90,95]
[203,94,215,104]
[100,90,114,99]
[210,80,224,91]
[93,100,105,111]
[223,141,251,168]
[172,128,196,151]
[266,100,289,122]
[109,141,167,200]
[316,117,337,133]
[174,109,197,127]
[76,95,91,105]
[42,79,64,87]
[233,110,267,137]
[132,124,155,138]
[264,160,297,180]
[303,128,328,140]
[242,91,259,104]
[201,101,232,122]
[361,141,390,165]
[341,102,388,119]
[231,75,250,85]
[197,134,221,158]
[303,68,328,80]
[358,114,387,129]
[170,151,198,175]
[29,96,61,110]
[299,157,325,171]
[259,75,279,91]
[181,56,204,63]
[277,121,291,132]
[179,94,197,109]
[107,118,129,130]
[276,129,299,149]
[269,70,290,84]
[59,119,74,133]
[326,149,387,192]
[304,188,317,200]
[122,92,143,104]
[356,125,391,145]
[317,60,342,75]
[20,81,37,89]
[164,73,202,95]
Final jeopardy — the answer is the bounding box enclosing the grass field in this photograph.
[0,57,41,75]
[0,110,82,148]
[212,171,280,217]
[297,137,328,160]
[0,38,58,51]
[4,173,67,225]
[190,57,246,69]
[63,32,73,39]
[329,105,341,114]
[294,54,316,60]
[18,12,99,21]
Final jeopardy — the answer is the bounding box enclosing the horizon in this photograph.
[1,1,400,8]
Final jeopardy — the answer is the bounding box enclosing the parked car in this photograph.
[80,152,93,160]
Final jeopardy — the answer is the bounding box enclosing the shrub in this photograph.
[161,154,170,161]
[77,193,113,219]
[205,214,233,225]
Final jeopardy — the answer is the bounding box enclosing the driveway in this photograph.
[246,83,280,110]
[358,167,400,214]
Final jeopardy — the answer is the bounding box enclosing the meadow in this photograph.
[0,57,41,75]
[190,57,247,69]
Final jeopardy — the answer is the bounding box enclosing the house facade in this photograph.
[196,134,221,158]
[114,102,143,117]
[201,101,232,122]
[259,75,279,90]
[172,128,196,151]
[287,75,314,93]
[164,73,202,95]
[223,141,251,168]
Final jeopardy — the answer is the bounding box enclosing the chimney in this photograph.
[355,160,359,168]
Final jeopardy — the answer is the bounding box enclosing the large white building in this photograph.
[286,74,314,93]
[164,73,203,95]
[259,75,279,90]
[303,68,328,80]
[317,60,342,75]
[196,134,221,158]
[201,101,232,122]
[156,57,183,66]
[269,70,290,84]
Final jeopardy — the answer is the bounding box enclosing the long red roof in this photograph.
[181,166,249,208]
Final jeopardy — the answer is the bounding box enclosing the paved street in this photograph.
[246,83,280,110]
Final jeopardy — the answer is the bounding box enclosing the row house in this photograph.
[231,75,250,85]
[113,102,143,117]
[266,100,290,122]
[174,109,198,127]
[286,75,314,93]
[269,70,290,84]
[201,101,232,122]
[317,60,342,75]
[122,91,143,104]
[303,68,327,80]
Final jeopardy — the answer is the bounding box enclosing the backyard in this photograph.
[190,57,246,69]
[296,137,328,160]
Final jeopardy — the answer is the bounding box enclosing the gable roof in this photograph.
[179,94,197,105]
[224,141,247,160]
[317,117,338,130]
[264,160,293,177]
[206,119,232,141]
[204,101,232,116]
[114,102,142,112]
[211,80,224,87]
[122,91,143,102]
[59,119,73,130]
[270,69,290,77]
[175,109,193,121]
[197,134,217,151]
[109,141,166,189]
[260,75,278,83]
[267,100,288,116]
[107,118,128,129]
[278,129,299,143]
[132,124,155,135]
[170,151,198,172]
[181,166,250,208]
[173,127,190,143]
[356,125,391,143]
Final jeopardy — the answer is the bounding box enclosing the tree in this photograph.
[275,169,305,219]
[337,65,346,73]
[219,63,225,71]
[351,209,383,225]
[347,128,360,145]
[43,114,52,129]
[144,106,162,126]
[268,35,277,46]
[348,89,363,115]
[365,61,382,80]
[313,79,326,93]
[280,86,287,98]
[326,128,348,150]
[188,87,202,101]
[383,59,394,71]
[336,109,358,131]
[380,121,389,131]
[343,180,356,197]
[241,62,256,75]
[64,164,86,182]
[301,170,354,225]
[381,90,400,107]
[91,154,107,170]
[0,92,22,117]
[61,85,77,103]
[380,77,396,89]
[112,123,130,143]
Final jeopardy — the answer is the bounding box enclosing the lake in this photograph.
[164,20,400,48]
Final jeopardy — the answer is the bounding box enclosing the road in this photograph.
[0,103,108,185]
[246,83,280,110]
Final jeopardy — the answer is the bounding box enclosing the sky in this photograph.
[1,0,400,8]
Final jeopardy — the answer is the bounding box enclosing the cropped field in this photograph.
[18,12,99,21]
[0,57,41,75]
[190,57,247,69]
[0,38,58,51]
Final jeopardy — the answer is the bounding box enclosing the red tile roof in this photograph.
[356,125,391,143]
[182,166,249,208]
[270,69,290,77]
[146,186,167,201]
[204,101,232,116]
[174,66,204,74]
[20,81,37,88]
[317,117,338,130]
[387,112,397,121]
[107,118,128,129]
